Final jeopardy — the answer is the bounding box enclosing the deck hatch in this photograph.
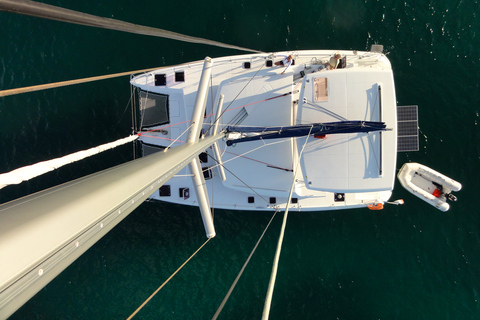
[314,78,328,101]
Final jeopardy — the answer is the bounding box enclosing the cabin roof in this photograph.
[297,69,397,192]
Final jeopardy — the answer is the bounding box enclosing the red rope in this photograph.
[224,150,291,172]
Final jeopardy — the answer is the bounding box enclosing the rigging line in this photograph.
[0,66,161,97]
[212,209,280,320]
[141,83,298,136]
[262,127,313,320]
[0,0,260,53]
[211,167,215,220]
[139,119,192,135]
[231,90,298,112]
[139,90,147,130]
[164,123,194,151]
[126,238,212,320]
[206,153,270,205]
[303,99,348,121]
[208,70,215,129]
[131,86,137,159]
[205,62,265,133]
[129,83,136,132]
[224,150,292,172]
[207,138,292,172]
[202,89,298,128]
[136,135,185,143]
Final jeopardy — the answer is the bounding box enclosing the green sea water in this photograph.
[1,0,479,319]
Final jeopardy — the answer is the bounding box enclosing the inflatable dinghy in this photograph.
[397,163,462,212]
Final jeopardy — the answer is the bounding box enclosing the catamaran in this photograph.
[130,47,399,213]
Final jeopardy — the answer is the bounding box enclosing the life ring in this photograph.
[368,203,384,210]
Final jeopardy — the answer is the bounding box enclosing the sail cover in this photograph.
[225,121,386,145]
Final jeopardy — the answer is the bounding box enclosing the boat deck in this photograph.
[130,50,397,211]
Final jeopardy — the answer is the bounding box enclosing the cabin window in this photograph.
[203,167,213,180]
[175,71,185,82]
[179,188,190,199]
[138,90,170,129]
[155,74,167,86]
[314,78,328,102]
[159,185,171,197]
[199,152,208,163]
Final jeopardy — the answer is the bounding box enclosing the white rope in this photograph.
[262,130,312,320]
[0,135,138,190]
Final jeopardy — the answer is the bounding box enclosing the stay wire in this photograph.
[126,238,212,320]
[205,62,265,134]
[206,153,270,206]
[211,209,280,320]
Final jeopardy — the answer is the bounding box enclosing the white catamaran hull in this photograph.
[130,49,398,212]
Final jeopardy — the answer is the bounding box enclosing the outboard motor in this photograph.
[446,193,458,202]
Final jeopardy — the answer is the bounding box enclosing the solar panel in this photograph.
[397,105,419,152]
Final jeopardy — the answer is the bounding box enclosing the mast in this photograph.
[186,57,217,238]
[0,56,222,317]
[0,133,223,319]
